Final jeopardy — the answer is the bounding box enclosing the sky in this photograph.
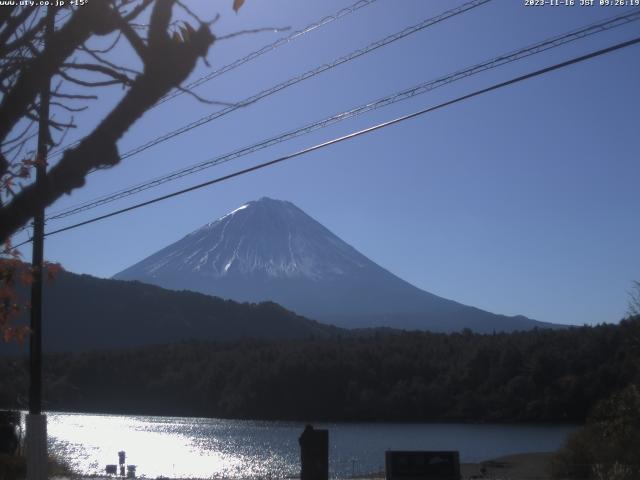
[11,0,640,327]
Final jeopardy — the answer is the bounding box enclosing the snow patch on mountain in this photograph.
[113,196,556,333]
[119,197,370,282]
[220,203,249,220]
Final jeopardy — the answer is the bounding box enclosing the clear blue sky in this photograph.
[13,0,640,326]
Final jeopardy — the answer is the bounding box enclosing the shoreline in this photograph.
[16,408,585,426]
[349,452,556,480]
[460,452,555,480]
[50,451,557,480]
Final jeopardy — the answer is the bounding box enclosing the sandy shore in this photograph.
[351,451,555,480]
[460,452,554,480]
[50,451,556,480]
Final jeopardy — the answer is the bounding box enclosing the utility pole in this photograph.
[27,7,54,480]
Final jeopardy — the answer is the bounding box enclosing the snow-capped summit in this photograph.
[121,197,369,281]
[115,198,557,333]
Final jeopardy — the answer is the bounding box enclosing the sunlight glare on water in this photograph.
[44,412,578,479]
[47,413,292,479]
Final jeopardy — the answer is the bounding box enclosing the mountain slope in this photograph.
[1,269,341,353]
[115,197,559,333]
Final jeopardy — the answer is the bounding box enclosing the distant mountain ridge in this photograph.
[115,197,560,333]
[0,270,341,353]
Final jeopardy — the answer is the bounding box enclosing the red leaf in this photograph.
[34,154,47,168]
[44,262,64,281]
[233,0,245,12]
[20,270,34,285]
[15,326,29,346]
[18,166,31,179]
[3,327,14,343]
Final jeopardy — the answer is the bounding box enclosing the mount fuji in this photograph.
[114,197,557,332]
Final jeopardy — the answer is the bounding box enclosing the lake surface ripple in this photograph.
[45,412,578,479]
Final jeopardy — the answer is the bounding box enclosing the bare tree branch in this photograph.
[79,44,141,75]
[51,92,99,100]
[148,0,173,48]
[85,30,123,54]
[174,85,235,106]
[0,12,48,57]
[176,1,219,27]
[61,63,134,85]
[47,117,77,132]
[0,6,16,31]
[1,119,36,147]
[122,0,155,22]
[112,14,148,60]
[0,1,117,154]
[50,102,88,113]
[0,0,215,242]
[0,7,37,49]
[57,69,125,88]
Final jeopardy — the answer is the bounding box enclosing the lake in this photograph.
[40,412,578,478]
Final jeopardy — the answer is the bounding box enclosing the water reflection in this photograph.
[48,414,259,478]
[45,412,578,479]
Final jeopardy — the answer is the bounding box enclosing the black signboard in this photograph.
[385,451,460,480]
[299,425,329,480]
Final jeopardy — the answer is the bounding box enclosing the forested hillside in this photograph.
[0,270,342,353]
[1,317,638,422]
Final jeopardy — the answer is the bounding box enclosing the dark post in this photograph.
[27,8,54,480]
[299,425,328,480]
[28,87,48,414]
[119,450,126,476]
[0,411,19,455]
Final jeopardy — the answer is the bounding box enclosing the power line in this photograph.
[46,0,380,159]
[43,9,640,223]
[158,0,380,105]
[65,0,491,166]
[10,35,636,247]
[38,0,491,222]
[119,0,490,160]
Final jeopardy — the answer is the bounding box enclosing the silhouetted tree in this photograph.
[0,0,246,340]
[629,281,640,317]
[0,1,220,242]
